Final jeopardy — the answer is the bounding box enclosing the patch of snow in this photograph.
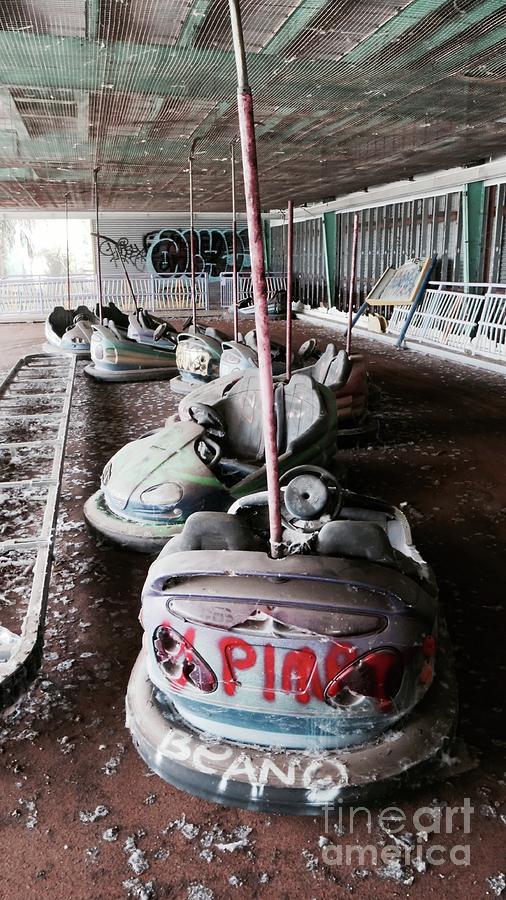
[487,873,506,896]
[122,878,157,899]
[187,886,214,900]
[79,805,109,824]
[127,849,149,876]
[103,826,119,842]
[302,850,318,871]
[376,859,414,886]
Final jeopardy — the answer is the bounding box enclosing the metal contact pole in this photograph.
[231,140,239,342]
[93,234,140,314]
[346,212,359,355]
[189,148,197,328]
[93,168,104,324]
[229,0,282,557]
[64,193,71,310]
[286,199,294,379]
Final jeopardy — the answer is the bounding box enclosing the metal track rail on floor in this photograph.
[0,353,75,710]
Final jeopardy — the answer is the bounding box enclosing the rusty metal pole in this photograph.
[93,234,140,314]
[64,193,71,311]
[93,168,104,324]
[189,148,197,328]
[229,0,282,557]
[231,140,239,342]
[346,212,359,355]
[285,200,294,379]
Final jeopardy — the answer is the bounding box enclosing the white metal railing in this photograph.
[387,280,506,361]
[220,272,287,307]
[473,294,506,358]
[0,273,209,316]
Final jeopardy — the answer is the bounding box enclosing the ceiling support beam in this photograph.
[335,0,450,68]
[380,0,505,76]
[177,0,214,48]
[323,211,337,307]
[262,217,272,270]
[2,8,505,106]
[85,0,101,41]
[462,180,485,285]
[264,0,331,55]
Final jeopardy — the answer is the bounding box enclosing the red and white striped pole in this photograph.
[228,0,282,557]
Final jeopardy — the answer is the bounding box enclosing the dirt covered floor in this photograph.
[0,319,505,900]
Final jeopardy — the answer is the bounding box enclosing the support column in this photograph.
[462,180,485,284]
[262,217,272,271]
[323,211,337,307]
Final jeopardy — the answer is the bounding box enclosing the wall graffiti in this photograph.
[99,236,146,272]
[145,228,251,279]
[163,620,358,706]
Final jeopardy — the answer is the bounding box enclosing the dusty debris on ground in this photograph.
[1,322,504,900]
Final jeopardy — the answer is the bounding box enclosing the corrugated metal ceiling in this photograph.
[0,0,505,211]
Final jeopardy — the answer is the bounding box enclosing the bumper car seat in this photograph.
[97,302,129,330]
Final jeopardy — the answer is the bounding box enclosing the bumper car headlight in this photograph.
[192,353,210,373]
[92,337,103,360]
[140,482,183,508]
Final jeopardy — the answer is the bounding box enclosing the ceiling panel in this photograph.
[0,0,505,210]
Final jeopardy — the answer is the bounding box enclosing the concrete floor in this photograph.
[0,322,48,368]
[0,319,505,900]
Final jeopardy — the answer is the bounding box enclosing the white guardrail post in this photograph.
[0,272,211,317]
[220,272,287,306]
[387,280,506,362]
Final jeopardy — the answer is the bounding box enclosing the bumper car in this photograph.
[169,326,231,395]
[44,305,98,358]
[84,317,179,383]
[238,288,288,320]
[126,465,457,813]
[296,343,377,443]
[127,308,182,345]
[180,342,376,443]
[219,331,316,379]
[98,301,130,333]
[84,372,338,552]
[171,327,317,396]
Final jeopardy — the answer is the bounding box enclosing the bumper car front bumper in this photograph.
[84,362,177,383]
[83,490,183,553]
[169,374,208,395]
[43,341,91,359]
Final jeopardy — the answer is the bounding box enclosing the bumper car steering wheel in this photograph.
[298,338,317,362]
[280,466,342,532]
[188,403,226,439]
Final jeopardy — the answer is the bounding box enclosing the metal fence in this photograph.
[220,272,287,307]
[0,273,210,316]
[338,192,462,312]
[388,280,506,360]
[271,219,327,307]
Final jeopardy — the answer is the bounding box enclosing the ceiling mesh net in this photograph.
[0,0,505,210]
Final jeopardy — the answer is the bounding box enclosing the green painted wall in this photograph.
[323,212,337,307]
[462,181,486,284]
